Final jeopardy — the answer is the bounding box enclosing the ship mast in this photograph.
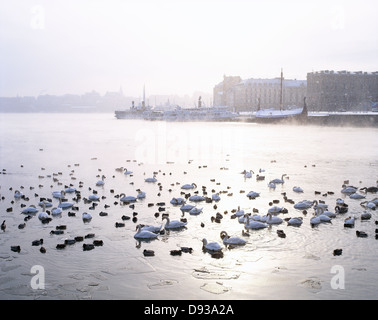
[280,68,283,111]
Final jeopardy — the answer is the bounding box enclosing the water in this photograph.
[0,113,377,300]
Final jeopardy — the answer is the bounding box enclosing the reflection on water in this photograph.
[0,113,377,299]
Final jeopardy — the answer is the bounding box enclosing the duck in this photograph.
[202,238,222,252]
[277,230,286,238]
[220,231,246,246]
[181,183,197,190]
[344,216,355,228]
[1,220,6,232]
[287,217,303,226]
[134,224,158,240]
[244,215,268,230]
[170,197,186,205]
[361,211,372,220]
[356,230,368,238]
[145,175,157,183]
[270,174,287,184]
[360,186,378,193]
[32,239,43,246]
[82,212,92,222]
[162,216,187,229]
[96,175,106,186]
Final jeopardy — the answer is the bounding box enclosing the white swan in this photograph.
[82,212,92,222]
[38,203,49,221]
[88,194,100,201]
[14,190,23,198]
[189,195,205,202]
[287,217,303,226]
[120,193,137,202]
[124,168,133,175]
[52,190,66,199]
[349,192,366,200]
[312,200,328,210]
[220,231,246,246]
[292,186,304,193]
[134,224,158,240]
[341,186,358,194]
[170,197,186,205]
[140,223,163,233]
[21,205,38,214]
[246,191,260,198]
[270,174,286,184]
[244,215,268,230]
[344,216,355,227]
[265,213,283,225]
[38,200,53,208]
[268,206,283,214]
[58,197,74,209]
[293,200,314,210]
[189,207,203,215]
[64,186,76,193]
[212,193,221,202]
[137,191,146,199]
[180,204,195,212]
[268,182,276,189]
[321,209,337,218]
[51,207,62,216]
[163,217,187,229]
[181,183,197,190]
[244,170,254,179]
[311,207,331,225]
[96,175,106,186]
[202,238,222,252]
[145,175,157,183]
[234,206,245,217]
[360,211,372,220]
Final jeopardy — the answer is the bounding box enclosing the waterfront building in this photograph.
[307,70,378,111]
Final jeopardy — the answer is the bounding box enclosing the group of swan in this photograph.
[133,217,187,240]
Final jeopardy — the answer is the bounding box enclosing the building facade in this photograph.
[307,70,378,111]
[213,75,307,112]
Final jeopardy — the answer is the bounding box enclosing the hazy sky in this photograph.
[0,0,377,97]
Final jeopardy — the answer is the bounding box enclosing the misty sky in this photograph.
[0,0,377,97]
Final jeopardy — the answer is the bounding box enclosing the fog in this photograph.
[1,0,377,98]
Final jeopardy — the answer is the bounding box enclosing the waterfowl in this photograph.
[119,193,137,202]
[134,224,158,240]
[11,245,21,253]
[82,212,92,222]
[162,216,187,229]
[333,248,342,256]
[265,213,283,225]
[181,183,197,190]
[14,190,23,198]
[312,200,328,210]
[52,190,65,199]
[335,205,348,214]
[88,194,100,201]
[244,170,254,179]
[341,186,358,194]
[344,216,355,228]
[244,215,268,230]
[287,217,303,226]
[294,200,314,210]
[58,197,74,209]
[361,211,372,220]
[124,168,133,175]
[38,203,49,221]
[246,191,260,198]
[202,238,222,252]
[360,186,378,193]
[21,205,38,214]
[143,249,155,257]
[180,204,195,212]
[32,239,43,246]
[212,193,221,202]
[234,206,245,217]
[189,195,205,202]
[292,186,304,193]
[1,220,6,232]
[220,231,246,246]
[349,192,366,200]
[189,207,203,215]
[270,174,287,184]
[137,191,146,199]
[145,175,157,182]
[356,230,368,238]
[83,243,95,251]
[140,223,163,233]
[277,230,286,238]
[96,175,106,186]
[51,207,62,216]
[170,197,186,205]
[268,206,284,214]
[268,182,276,189]
[360,201,376,210]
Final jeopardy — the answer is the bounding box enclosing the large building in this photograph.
[306,70,378,111]
[213,75,307,112]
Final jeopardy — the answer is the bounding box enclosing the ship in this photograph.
[253,69,308,123]
[372,102,378,112]
[114,85,152,119]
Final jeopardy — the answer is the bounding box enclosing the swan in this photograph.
[287,217,303,226]
[202,238,222,252]
[294,200,314,210]
[341,186,358,194]
[292,186,304,193]
[321,209,337,218]
[360,211,372,220]
[181,183,197,190]
[265,213,283,225]
[21,205,38,214]
[246,191,260,198]
[96,175,106,186]
[137,191,146,199]
[38,203,49,221]
[88,194,100,201]
[51,207,62,216]
[58,198,74,209]
[270,174,287,184]
[244,170,254,179]
[134,225,158,240]
[244,215,268,230]
[82,212,92,222]
[349,192,366,200]
[119,193,137,202]
[360,201,376,210]
[38,200,53,208]
[180,204,195,212]
[140,223,163,233]
[335,205,348,214]
[189,207,203,215]
[336,198,345,205]
[344,216,355,227]
[162,217,187,229]
[311,207,331,225]
[268,206,284,214]
[360,186,378,193]
[52,190,65,199]
[170,197,186,205]
[145,175,157,182]
[189,195,205,202]
[212,193,221,202]
[64,186,76,193]
[234,206,245,217]
[220,231,246,246]
[312,200,328,210]
[14,190,23,198]
[268,182,276,189]
[124,168,133,175]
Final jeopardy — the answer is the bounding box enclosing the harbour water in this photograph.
[0,113,377,300]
